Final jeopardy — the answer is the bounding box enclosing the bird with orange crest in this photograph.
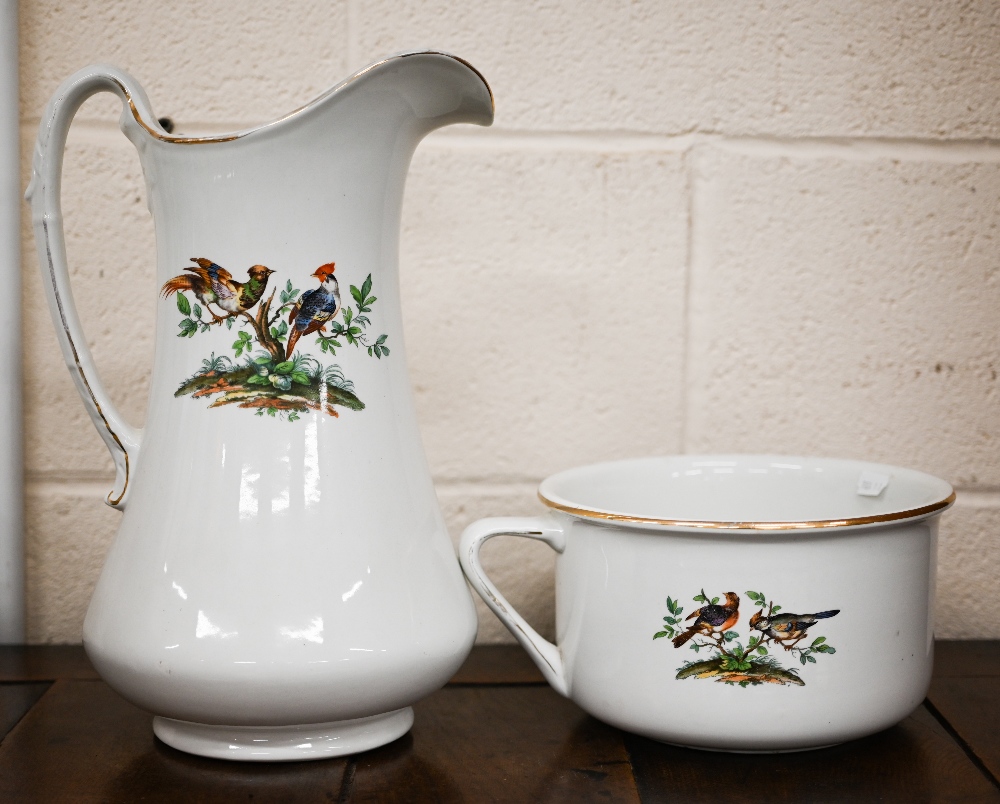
[285,263,342,359]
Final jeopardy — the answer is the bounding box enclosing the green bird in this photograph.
[162,258,274,322]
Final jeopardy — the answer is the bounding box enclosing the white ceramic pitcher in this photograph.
[27,52,494,761]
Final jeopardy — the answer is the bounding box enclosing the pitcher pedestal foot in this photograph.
[153,708,414,762]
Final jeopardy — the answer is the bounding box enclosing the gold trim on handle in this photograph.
[42,219,130,506]
[537,490,957,531]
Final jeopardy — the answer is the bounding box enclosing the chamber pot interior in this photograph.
[538,455,954,526]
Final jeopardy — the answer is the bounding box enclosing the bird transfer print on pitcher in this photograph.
[162,258,389,422]
[653,589,839,687]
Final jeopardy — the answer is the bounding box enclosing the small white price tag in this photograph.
[857,471,890,497]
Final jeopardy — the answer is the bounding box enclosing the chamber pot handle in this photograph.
[459,516,568,696]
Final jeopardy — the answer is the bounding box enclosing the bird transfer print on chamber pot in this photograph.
[162,258,389,422]
[654,589,840,687]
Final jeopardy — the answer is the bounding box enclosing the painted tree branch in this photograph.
[239,290,284,362]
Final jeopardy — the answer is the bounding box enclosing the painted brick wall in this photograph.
[17,1,1000,642]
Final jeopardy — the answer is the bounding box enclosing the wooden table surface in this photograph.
[1,642,998,802]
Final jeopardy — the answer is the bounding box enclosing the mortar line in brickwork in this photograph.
[345,0,358,70]
[430,132,1000,163]
[23,480,1000,514]
[25,477,1000,490]
[24,118,1000,163]
[678,148,696,453]
[24,477,547,497]
[425,129,702,153]
[434,479,543,494]
[953,487,1000,508]
[26,479,115,498]
[428,131,1000,162]
[25,470,115,483]
[715,136,1000,164]
[680,145,715,454]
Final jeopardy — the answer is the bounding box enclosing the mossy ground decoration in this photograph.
[654,590,838,688]
[175,360,363,421]
[168,270,388,422]
[675,655,805,686]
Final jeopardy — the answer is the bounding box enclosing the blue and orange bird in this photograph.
[750,608,839,650]
[672,592,740,648]
[285,263,342,359]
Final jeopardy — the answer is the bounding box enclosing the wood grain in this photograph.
[1,641,989,683]
[448,644,546,685]
[935,641,1000,678]
[0,682,49,740]
[0,643,548,685]
[929,676,1000,786]
[0,644,997,802]
[345,686,638,803]
[625,705,1000,803]
[0,679,637,803]
[0,680,348,803]
[0,645,98,681]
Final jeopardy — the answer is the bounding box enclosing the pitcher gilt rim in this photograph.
[115,49,494,145]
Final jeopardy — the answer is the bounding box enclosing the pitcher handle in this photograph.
[25,66,154,509]
[459,516,568,696]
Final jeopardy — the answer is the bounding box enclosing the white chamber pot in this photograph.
[460,454,955,753]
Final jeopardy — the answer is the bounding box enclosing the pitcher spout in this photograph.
[353,50,494,132]
[221,50,494,144]
[269,50,494,146]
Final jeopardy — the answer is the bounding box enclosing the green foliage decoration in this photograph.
[171,269,386,422]
[315,275,389,358]
[652,588,838,687]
